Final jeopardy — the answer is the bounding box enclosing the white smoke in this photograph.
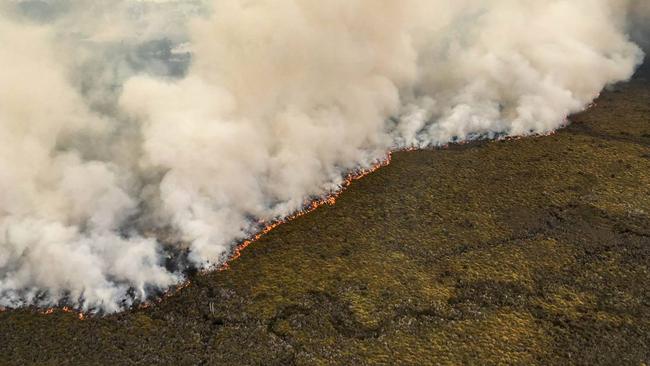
[0,14,178,312]
[0,0,646,312]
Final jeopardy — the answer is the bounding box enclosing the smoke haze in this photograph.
[0,0,647,312]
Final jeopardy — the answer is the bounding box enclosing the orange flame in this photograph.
[139,148,418,307]
[219,152,393,271]
[19,129,570,316]
[39,306,86,320]
[5,116,598,317]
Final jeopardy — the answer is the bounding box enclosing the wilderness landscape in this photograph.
[2,1,650,365]
[2,64,648,366]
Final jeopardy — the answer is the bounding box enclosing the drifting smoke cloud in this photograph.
[0,0,647,312]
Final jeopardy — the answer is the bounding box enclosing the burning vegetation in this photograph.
[1,66,649,364]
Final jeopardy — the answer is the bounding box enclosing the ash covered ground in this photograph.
[1,65,649,365]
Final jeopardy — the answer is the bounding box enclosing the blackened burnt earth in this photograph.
[1,64,649,365]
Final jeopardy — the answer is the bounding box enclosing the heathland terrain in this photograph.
[1,65,649,365]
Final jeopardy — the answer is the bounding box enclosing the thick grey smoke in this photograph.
[0,0,646,312]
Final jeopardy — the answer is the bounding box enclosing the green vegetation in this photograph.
[1,67,649,365]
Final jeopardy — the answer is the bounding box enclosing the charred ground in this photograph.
[1,65,649,365]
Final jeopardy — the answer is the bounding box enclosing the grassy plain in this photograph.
[1,66,649,365]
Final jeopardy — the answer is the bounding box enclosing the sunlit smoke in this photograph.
[0,0,647,313]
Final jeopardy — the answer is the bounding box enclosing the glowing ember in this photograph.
[27,130,565,316]
[215,128,564,274]
[39,306,86,320]
[219,152,393,271]
[130,153,394,311]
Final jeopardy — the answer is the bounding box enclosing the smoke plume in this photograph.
[0,0,647,312]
